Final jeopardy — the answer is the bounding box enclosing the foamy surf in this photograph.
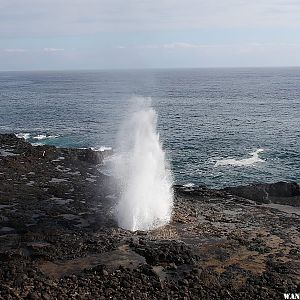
[33,134,59,140]
[215,149,265,167]
[183,183,195,187]
[91,146,112,152]
[16,133,59,141]
[16,133,31,140]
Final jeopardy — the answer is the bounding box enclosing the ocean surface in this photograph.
[0,68,299,188]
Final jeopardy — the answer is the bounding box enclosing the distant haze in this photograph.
[1,0,300,71]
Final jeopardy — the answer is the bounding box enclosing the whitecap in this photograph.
[183,183,195,187]
[33,134,58,140]
[215,149,265,167]
[91,146,112,152]
[33,134,47,140]
[16,133,30,140]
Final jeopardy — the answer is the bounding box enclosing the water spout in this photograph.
[113,97,173,231]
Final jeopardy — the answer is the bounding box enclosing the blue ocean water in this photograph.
[0,68,299,188]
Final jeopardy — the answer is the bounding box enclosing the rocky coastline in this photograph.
[0,133,299,299]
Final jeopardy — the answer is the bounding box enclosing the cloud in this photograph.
[43,48,64,52]
[3,48,27,52]
[1,0,300,38]
[1,1,300,69]
[139,43,199,49]
[136,41,300,61]
[163,43,205,49]
[137,42,300,50]
[141,43,238,49]
[1,48,65,53]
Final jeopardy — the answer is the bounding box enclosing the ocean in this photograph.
[0,68,299,188]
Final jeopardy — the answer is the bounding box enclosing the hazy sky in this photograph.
[1,0,300,70]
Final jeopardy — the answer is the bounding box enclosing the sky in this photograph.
[1,0,300,70]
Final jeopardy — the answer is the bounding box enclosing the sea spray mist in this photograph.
[113,97,173,231]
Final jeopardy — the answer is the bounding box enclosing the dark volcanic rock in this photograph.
[131,240,198,266]
[0,133,299,299]
[224,181,300,205]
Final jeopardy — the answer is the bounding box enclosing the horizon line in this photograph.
[1,65,300,73]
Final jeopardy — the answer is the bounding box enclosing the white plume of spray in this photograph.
[113,97,173,231]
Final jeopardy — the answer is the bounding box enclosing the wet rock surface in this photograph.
[224,181,300,205]
[0,134,299,299]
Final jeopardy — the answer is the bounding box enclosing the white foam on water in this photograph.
[215,149,265,167]
[91,146,112,152]
[33,134,59,140]
[16,133,30,140]
[33,134,47,140]
[183,183,195,187]
[112,97,173,231]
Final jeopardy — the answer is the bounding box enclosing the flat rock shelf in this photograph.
[0,134,299,299]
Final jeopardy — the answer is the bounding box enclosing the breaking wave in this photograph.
[215,149,265,167]
[16,133,59,141]
[91,146,112,152]
[16,133,31,140]
[32,134,59,140]
[183,183,195,187]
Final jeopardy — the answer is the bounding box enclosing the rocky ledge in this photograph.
[0,133,299,300]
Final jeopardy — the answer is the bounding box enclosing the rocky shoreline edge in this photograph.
[0,133,299,299]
